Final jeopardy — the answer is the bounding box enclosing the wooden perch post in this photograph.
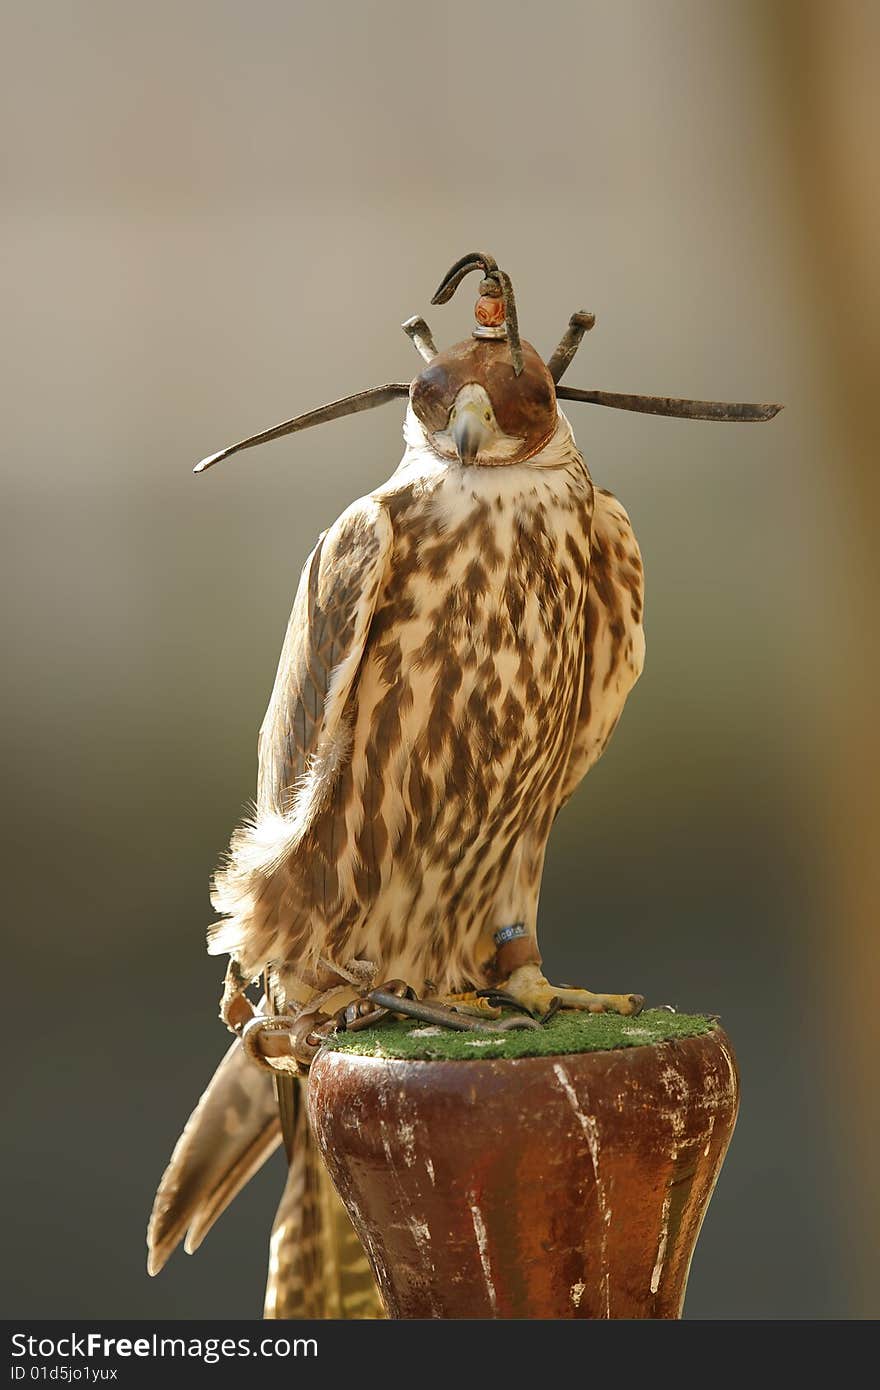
[307,1012,739,1319]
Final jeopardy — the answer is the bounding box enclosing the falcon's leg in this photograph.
[502,962,644,1018]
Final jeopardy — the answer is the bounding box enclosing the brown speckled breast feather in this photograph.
[207,413,644,1003]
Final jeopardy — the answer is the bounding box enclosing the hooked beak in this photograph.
[452,404,491,463]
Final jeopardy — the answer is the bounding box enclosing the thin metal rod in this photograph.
[402,315,439,363]
[194,383,411,474]
[546,310,596,383]
[556,385,783,423]
[366,989,540,1033]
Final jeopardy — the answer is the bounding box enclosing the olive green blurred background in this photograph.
[2,0,877,1319]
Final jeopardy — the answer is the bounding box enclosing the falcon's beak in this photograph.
[452,403,492,464]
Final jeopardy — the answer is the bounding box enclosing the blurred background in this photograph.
[2,0,877,1320]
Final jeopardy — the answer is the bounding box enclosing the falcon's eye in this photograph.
[484,410,491,421]
[450,408,457,422]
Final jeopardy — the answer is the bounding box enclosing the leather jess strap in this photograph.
[491,923,542,980]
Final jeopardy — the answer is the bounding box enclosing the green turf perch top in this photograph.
[321,1007,717,1063]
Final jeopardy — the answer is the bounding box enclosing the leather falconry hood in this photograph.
[410,337,559,464]
[193,250,781,475]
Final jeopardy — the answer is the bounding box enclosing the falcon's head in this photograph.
[411,339,558,467]
[410,253,558,467]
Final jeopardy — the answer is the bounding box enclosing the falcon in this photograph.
[148,253,780,1316]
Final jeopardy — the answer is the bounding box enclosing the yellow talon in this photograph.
[426,990,502,1019]
[503,963,644,1018]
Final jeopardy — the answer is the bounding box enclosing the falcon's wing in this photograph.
[158,500,394,1277]
[557,486,645,808]
[257,495,393,814]
[207,495,392,973]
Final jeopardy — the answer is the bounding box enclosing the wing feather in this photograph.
[207,495,393,974]
[257,495,393,813]
[557,486,645,807]
[147,1039,281,1275]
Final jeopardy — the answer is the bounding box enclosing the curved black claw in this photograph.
[539,997,562,1026]
[476,988,538,1018]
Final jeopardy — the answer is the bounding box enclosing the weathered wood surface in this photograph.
[309,1029,739,1318]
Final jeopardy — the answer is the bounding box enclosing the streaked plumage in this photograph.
[208,406,643,1005]
[264,1085,383,1319]
[149,258,650,1315]
[150,403,643,1312]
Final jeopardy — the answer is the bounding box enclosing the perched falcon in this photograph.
[151,252,774,1316]
[203,347,645,1027]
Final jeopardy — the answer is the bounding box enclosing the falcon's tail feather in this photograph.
[147,1043,383,1319]
[264,1084,385,1319]
[147,1038,282,1276]
[275,1071,298,1163]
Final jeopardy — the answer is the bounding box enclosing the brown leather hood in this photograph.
[410,336,558,458]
